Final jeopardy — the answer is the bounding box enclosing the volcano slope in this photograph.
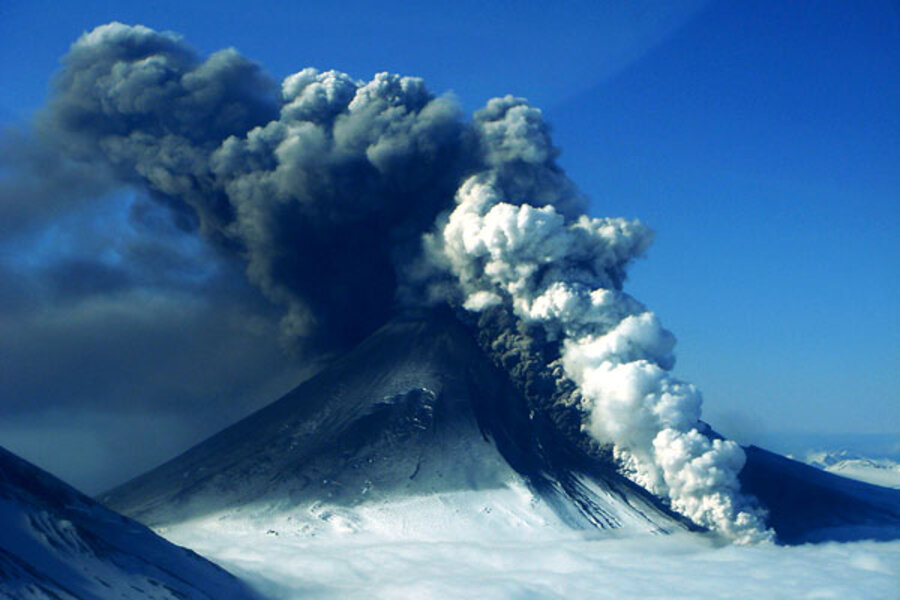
[101,310,900,545]
[0,446,258,600]
[100,310,690,538]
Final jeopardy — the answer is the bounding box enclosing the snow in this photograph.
[0,446,257,600]
[824,459,900,489]
[799,451,900,489]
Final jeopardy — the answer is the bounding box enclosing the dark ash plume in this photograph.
[11,22,773,541]
[39,23,471,349]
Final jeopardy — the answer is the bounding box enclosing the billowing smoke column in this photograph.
[34,23,771,542]
[423,97,773,544]
[43,23,469,349]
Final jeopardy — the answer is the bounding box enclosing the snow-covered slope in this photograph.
[801,451,900,489]
[0,445,258,600]
[824,458,900,489]
[101,310,688,538]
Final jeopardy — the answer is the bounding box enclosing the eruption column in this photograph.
[428,98,773,544]
[31,23,773,543]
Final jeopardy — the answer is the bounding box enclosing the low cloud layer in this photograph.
[169,523,900,599]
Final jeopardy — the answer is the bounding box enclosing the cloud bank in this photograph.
[166,521,899,599]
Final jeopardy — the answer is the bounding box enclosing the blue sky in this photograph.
[0,0,897,488]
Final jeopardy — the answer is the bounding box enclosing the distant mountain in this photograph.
[101,310,900,545]
[740,446,900,543]
[818,457,900,489]
[793,450,900,489]
[0,445,258,600]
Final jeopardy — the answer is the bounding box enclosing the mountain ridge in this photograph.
[0,445,258,599]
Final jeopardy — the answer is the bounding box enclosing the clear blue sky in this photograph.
[0,0,897,478]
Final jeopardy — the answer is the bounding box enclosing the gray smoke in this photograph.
[11,23,772,540]
[39,22,470,349]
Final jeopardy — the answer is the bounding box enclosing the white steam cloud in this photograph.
[425,98,773,544]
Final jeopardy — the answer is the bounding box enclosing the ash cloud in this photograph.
[39,22,471,349]
[0,190,311,492]
[4,22,772,539]
[0,126,118,239]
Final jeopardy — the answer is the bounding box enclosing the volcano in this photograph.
[100,310,900,545]
[100,310,691,537]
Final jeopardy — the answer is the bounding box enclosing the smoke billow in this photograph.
[422,97,772,544]
[19,22,772,541]
[39,22,469,349]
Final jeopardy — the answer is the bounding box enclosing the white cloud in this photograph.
[162,515,900,599]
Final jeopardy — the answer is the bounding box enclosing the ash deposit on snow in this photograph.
[16,22,772,542]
